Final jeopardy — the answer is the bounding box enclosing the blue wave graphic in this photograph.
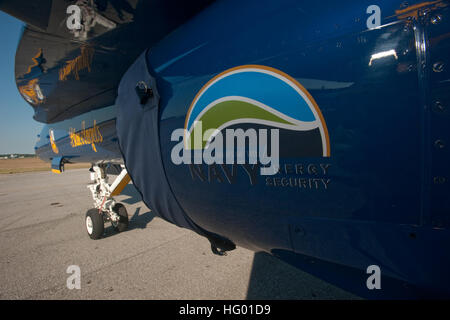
[187,70,317,130]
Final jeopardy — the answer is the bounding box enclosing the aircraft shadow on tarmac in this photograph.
[119,184,143,206]
[112,182,352,299]
[121,184,156,229]
[103,184,155,237]
[246,252,358,300]
[247,252,318,300]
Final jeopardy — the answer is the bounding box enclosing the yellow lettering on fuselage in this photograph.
[69,120,103,152]
[59,46,95,81]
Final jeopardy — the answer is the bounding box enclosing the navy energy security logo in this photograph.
[184,65,330,158]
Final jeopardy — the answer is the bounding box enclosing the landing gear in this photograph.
[86,208,104,240]
[111,203,129,232]
[86,164,131,240]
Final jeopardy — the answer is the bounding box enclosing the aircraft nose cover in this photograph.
[115,50,199,232]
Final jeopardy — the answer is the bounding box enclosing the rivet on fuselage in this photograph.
[434,139,445,149]
[420,8,431,17]
[431,14,443,25]
[400,1,409,9]
[433,62,445,73]
[434,100,445,112]
[294,226,305,236]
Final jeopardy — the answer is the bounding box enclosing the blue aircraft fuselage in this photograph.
[32,0,450,298]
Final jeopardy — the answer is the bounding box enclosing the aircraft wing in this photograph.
[0,0,53,30]
[2,0,214,123]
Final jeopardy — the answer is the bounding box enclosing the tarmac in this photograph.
[0,169,359,299]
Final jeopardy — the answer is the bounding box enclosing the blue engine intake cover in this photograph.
[115,50,235,253]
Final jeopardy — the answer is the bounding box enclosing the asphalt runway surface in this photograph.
[0,169,359,299]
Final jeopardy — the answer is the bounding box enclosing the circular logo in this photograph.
[185,65,330,158]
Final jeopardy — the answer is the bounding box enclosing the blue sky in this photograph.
[0,11,42,154]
